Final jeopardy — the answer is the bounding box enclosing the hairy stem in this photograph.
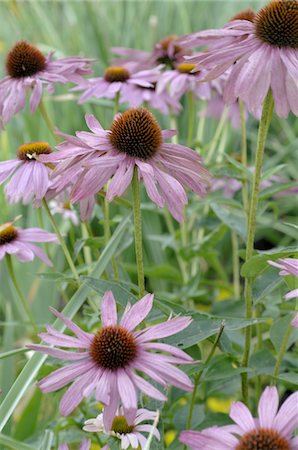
[42,199,79,280]
[132,168,145,297]
[241,90,274,403]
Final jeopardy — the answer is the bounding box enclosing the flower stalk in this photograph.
[241,90,274,403]
[131,167,145,297]
[6,254,38,333]
[42,199,79,280]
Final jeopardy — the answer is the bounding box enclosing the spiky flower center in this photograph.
[236,427,290,450]
[231,8,256,22]
[112,415,134,434]
[17,142,52,161]
[90,325,137,370]
[104,66,130,83]
[6,41,46,78]
[156,35,183,67]
[0,225,18,246]
[177,63,196,74]
[255,0,298,48]
[109,107,162,160]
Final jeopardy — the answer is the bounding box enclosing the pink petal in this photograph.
[120,293,154,331]
[258,386,279,428]
[101,291,118,326]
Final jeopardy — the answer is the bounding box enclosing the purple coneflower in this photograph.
[29,291,194,427]
[179,0,298,117]
[51,107,210,222]
[0,221,57,265]
[83,407,160,449]
[49,191,79,226]
[0,40,92,126]
[112,35,191,71]
[180,386,298,449]
[157,63,211,101]
[58,439,90,450]
[74,65,161,104]
[268,258,298,300]
[0,141,54,205]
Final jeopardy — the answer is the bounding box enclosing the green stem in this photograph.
[6,255,38,333]
[239,100,248,215]
[103,195,119,280]
[196,100,206,144]
[114,91,120,116]
[231,231,240,299]
[205,106,229,164]
[38,98,60,143]
[81,222,93,269]
[273,321,292,377]
[131,168,145,297]
[42,199,79,280]
[187,91,195,148]
[241,90,274,403]
[180,210,189,284]
[186,322,225,432]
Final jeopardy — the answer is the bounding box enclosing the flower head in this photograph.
[0,141,55,205]
[0,40,93,126]
[84,407,160,449]
[48,108,210,222]
[179,0,298,117]
[0,221,58,265]
[29,291,194,428]
[157,63,211,101]
[73,65,161,104]
[180,386,298,449]
[112,35,191,71]
[268,258,298,300]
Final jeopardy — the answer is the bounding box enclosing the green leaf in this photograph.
[39,430,54,450]
[270,316,298,352]
[241,246,298,278]
[273,372,298,387]
[0,433,35,450]
[202,355,251,381]
[14,389,42,441]
[211,202,246,239]
[249,349,276,375]
[83,278,138,308]
[252,267,283,302]
[166,314,264,349]
[0,215,131,431]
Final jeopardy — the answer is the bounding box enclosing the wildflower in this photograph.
[180,386,298,449]
[74,65,161,104]
[157,63,211,101]
[0,221,58,265]
[179,0,298,117]
[58,438,90,450]
[56,107,211,222]
[29,291,194,428]
[83,407,160,449]
[0,40,92,126]
[112,35,191,71]
[49,192,79,226]
[0,141,54,205]
[268,258,298,300]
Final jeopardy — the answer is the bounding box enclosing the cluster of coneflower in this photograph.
[0,1,297,449]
